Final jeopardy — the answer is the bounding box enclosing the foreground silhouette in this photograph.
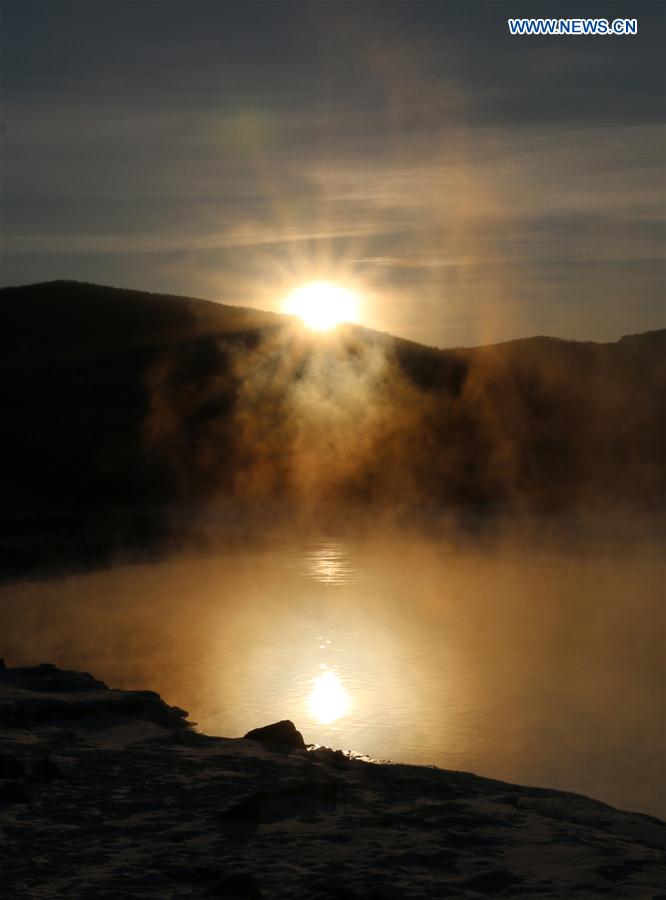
[1,662,664,898]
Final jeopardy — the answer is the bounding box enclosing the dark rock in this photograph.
[445,829,501,848]
[293,780,338,803]
[26,662,57,676]
[207,873,262,898]
[0,663,107,693]
[309,747,351,768]
[461,869,521,894]
[169,866,261,898]
[169,864,226,885]
[0,664,191,732]
[223,796,262,824]
[391,849,457,869]
[51,729,78,744]
[598,860,646,882]
[0,779,29,803]
[222,780,338,825]
[0,751,25,780]
[366,886,410,900]
[29,756,65,782]
[243,720,306,750]
[309,885,361,900]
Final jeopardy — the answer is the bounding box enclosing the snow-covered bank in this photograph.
[0,663,664,899]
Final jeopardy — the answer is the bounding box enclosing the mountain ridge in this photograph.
[1,280,664,579]
[2,279,663,353]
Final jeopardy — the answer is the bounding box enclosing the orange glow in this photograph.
[283,281,360,331]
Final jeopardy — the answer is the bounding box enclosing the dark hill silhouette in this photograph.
[1,281,664,577]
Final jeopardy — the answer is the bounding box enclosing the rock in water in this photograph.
[243,720,306,750]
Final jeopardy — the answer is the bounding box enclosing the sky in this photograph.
[1,0,664,347]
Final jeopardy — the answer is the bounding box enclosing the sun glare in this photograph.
[283,281,359,331]
[308,669,351,724]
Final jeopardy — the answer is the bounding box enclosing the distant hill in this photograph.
[1,281,664,576]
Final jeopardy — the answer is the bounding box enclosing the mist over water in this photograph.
[2,524,663,818]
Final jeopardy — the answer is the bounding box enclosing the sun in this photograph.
[308,669,351,724]
[283,281,359,331]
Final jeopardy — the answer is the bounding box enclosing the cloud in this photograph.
[2,225,392,256]
[1,0,663,345]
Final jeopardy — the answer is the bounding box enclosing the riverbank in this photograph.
[1,662,664,898]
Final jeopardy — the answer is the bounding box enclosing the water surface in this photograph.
[1,532,663,817]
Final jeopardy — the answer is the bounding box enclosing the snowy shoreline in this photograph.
[1,662,664,899]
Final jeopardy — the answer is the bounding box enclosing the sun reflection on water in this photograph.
[304,542,356,585]
[307,668,351,724]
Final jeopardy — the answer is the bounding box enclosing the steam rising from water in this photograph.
[141,318,664,537]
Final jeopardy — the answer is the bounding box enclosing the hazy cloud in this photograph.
[1,0,663,345]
